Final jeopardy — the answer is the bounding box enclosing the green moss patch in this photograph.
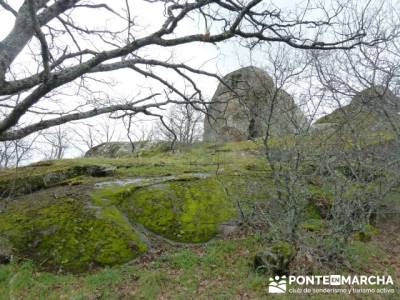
[93,177,236,243]
[0,198,146,273]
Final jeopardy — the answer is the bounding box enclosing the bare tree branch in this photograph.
[0,0,17,17]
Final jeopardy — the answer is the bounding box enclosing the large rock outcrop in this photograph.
[92,175,236,243]
[203,66,306,142]
[0,173,237,272]
[315,86,400,131]
[312,86,400,161]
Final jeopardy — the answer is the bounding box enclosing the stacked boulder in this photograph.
[203,66,306,142]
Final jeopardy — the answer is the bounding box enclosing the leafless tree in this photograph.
[120,114,155,152]
[41,125,69,159]
[241,13,400,271]
[0,137,37,168]
[306,24,400,262]
[69,118,121,155]
[98,119,118,143]
[157,103,203,144]
[0,0,391,143]
[71,124,102,154]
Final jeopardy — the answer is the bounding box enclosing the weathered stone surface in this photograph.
[203,66,306,142]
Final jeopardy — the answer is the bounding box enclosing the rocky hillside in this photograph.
[0,141,271,273]
[0,137,399,298]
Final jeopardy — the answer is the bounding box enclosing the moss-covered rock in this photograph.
[85,142,135,157]
[85,141,172,158]
[0,163,115,197]
[92,176,236,243]
[0,197,147,273]
[254,241,296,276]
